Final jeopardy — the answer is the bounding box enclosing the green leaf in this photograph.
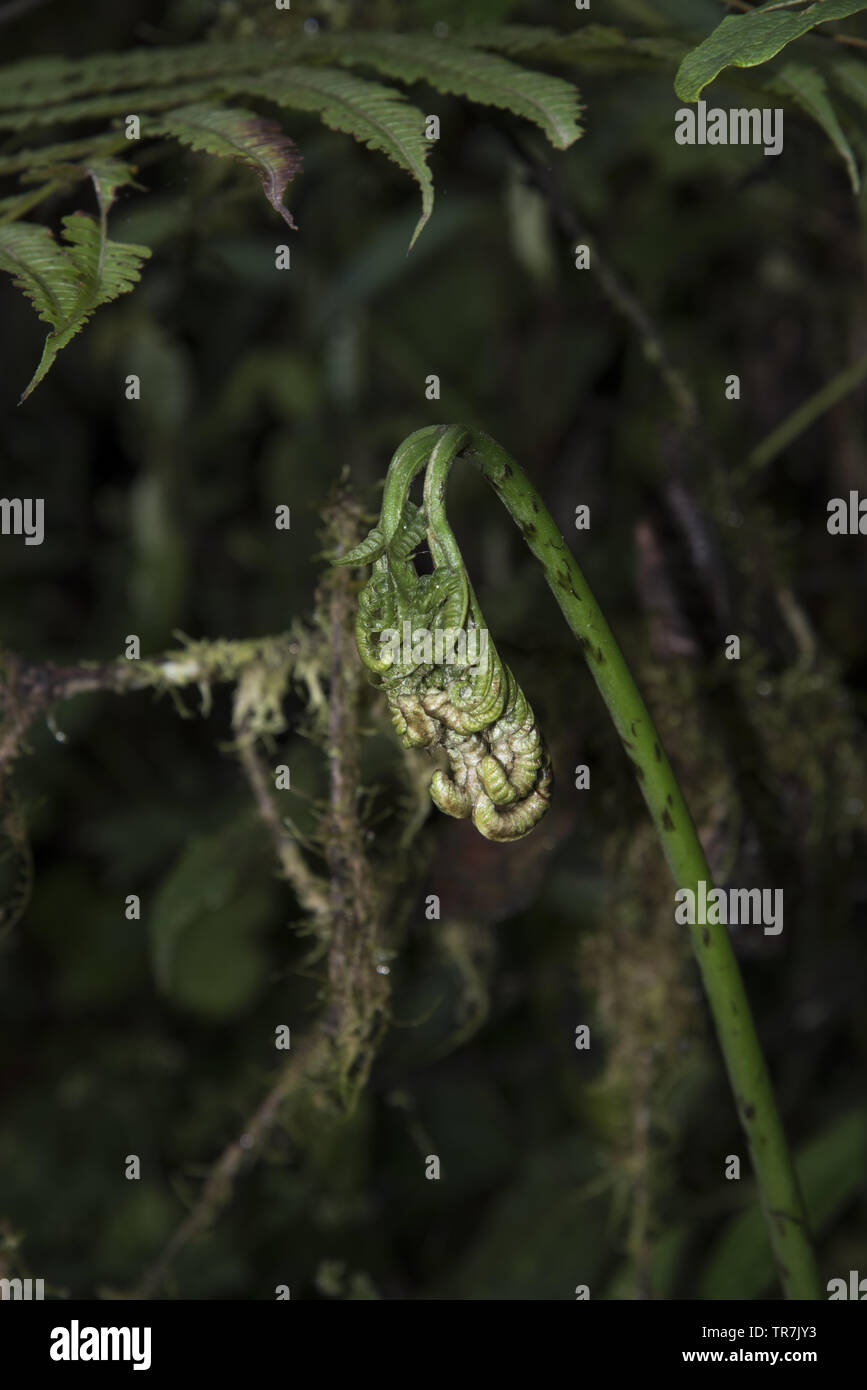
[767,61,860,191]
[242,66,433,248]
[154,102,303,229]
[675,0,867,102]
[0,213,150,400]
[324,33,583,149]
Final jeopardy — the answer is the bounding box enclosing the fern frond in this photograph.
[154,103,302,228]
[0,65,432,244]
[452,25,559,57]
[0,28,586,248]
[0,29,587,150]
[0,214,150,400]
[0,136,128,178]
[242,67,433,247]
[0,79,237,130]
[0,25,587,346]
[0,41,299,109]
[459,23,688,70]
[0,155,136,233]
[321,33,583,150]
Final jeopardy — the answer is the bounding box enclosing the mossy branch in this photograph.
[0,632,333,922]
[130,489,400,1295]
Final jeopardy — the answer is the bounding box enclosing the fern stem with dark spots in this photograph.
[400,425,820,1300]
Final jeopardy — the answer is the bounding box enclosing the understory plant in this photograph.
[3,0,866,1303]
[336,422,820,1300]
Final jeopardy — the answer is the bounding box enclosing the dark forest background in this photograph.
[0,0,865,1299]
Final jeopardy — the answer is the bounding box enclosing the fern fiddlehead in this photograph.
[337,424,819,1301]
[337,424,552,842]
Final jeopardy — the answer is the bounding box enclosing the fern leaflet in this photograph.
[319,33,583,149]
[0,213,150,400]
[241,66,433,246]
[154,103,303,229]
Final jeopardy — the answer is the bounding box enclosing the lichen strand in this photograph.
[338,432,552,842]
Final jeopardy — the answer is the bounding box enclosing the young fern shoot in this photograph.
[338,424,821,1302]
[337,425,552,841]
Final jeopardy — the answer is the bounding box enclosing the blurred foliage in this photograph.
[0,0,865,1300]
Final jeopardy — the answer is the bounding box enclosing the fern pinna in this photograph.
[0,28,582,400]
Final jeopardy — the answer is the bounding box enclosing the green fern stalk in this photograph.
[340,424,820,1301]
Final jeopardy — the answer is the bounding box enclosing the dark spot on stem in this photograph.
[654,743,661,762]
[744,1102,756,1120]
[622,739,634,751]
[666,793,673,806]
[531,499,539,513]
[595,647,605,663]
[503,463,513,479]
[629,757,645,781]
[662,808,675,831]
[521,521,537,539]
[578,635,592,652]
[701,927,710,947]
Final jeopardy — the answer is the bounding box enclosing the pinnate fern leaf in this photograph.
[154,103,303,228]
[322,33,583,149]
[0,29,584,249]
[0,41,295,110]
[0,137,129,179]
[0,24,586,373]
[456,24,688,70]
[241,66,433,247]
[0,67,433,246]
[0,214,150,400]
[0,79,242,131]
